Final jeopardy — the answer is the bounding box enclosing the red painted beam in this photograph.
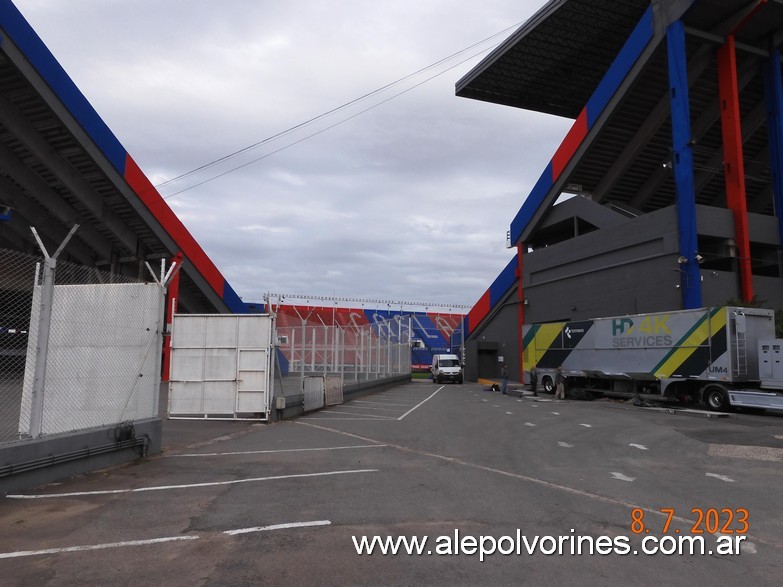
[124,154,225,299]
[552,109,588,180]
[717,36,754,302]
[467,290,491,334]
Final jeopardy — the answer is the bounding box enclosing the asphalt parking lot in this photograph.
[1,380,782,586]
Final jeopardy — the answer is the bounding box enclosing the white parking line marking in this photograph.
[171,445,386,458]
[706,472,735,483]
[318,410,396,419]
[551,412,560,415]
[225,520,331,535]
[298,422,783,552]
[398,388,442,420]
[524,422,536,427]
[557,442,574,448]
[611,472,636,482]
[302,417,386,421]
[352,401,413,408]
[580,423,592,428]
[0,519,335,560]
[629,443,648,451]
[338,405,405,412]
[506,412,513,415]
[0,536,199,559]
[7,469,378,499]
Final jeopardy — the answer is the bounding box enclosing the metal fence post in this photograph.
[376,325,381,379]
[28,225,78,438]
[359,329,365,382]
[300,320,306,389]
[28,258,54,438]
[397,316,402,374]
[322,325,327,373]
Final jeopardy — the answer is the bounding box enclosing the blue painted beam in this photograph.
[666,20,702,309]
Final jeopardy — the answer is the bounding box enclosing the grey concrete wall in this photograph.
[524,206,682,323]
[464,301,519,382]
[0,418,162,495]
[465,204,783,383]
[271,374,411,421]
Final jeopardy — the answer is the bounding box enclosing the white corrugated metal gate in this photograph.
[168,314,273,420]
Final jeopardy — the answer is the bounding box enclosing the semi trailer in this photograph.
[522,306,783,413]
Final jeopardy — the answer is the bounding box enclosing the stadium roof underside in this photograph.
[456,0,783,249]
[0,1,242,314]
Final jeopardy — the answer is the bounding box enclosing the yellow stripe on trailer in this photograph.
[653,308,726,378]
[528,322,565,366]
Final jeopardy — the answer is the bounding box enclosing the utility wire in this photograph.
[162,45,504,198]
[155,19,525,195]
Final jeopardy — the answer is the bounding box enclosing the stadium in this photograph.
[2,0,783,490]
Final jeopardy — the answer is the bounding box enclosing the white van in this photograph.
[431,353,463,384]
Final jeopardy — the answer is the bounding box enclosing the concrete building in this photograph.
[456,0,783,382]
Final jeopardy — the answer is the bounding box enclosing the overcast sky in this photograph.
[14,0,572,310]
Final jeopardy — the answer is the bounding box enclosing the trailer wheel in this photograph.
[704,385,729,412]
[542,376,554,394]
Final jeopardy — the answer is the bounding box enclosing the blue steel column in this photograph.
[667,20,702,309]
[764,47,783,248]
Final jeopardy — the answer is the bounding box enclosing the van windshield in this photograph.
[440,359,459,367]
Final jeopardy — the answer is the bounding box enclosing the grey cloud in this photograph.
[15,0,567,307]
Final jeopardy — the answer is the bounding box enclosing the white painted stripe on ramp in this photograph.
[0,536,199,559]
[318,409,396,419]
[705,472,735,483]
[171,445,386,458]
[225,520,331,535]
[7,469,378,499]
[0,520,334,559]
[352,401,413,407]
[398,387,442,420]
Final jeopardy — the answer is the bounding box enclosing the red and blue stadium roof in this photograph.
[458,0,783,335]
[459,4,655,336]
[0,0,244,313]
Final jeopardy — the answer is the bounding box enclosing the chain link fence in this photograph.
[1,247,164,445]
[274,314,412,397]
[0,249,35,444]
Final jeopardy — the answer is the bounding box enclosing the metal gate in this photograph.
[168,314,273,420]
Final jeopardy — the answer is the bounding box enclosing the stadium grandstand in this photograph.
[249,295,467,372]
[0,1,467,374]
[456,0,783,382]
[0,0,471,489]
